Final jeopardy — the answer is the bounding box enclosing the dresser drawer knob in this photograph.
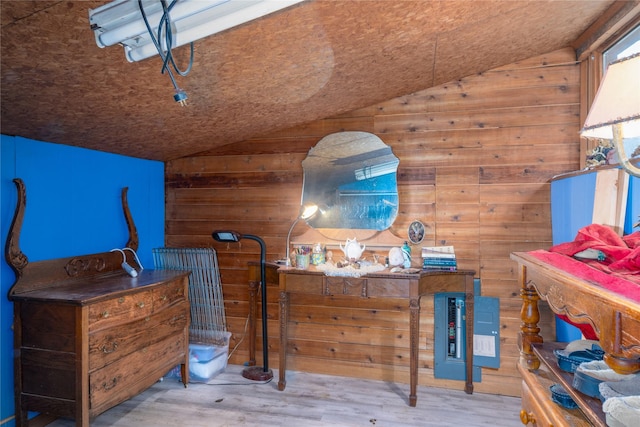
[169,314,185,326]
[137,302,145,308]
[118,297,125,304]
[103,377,118,391]
[101,342,119,354]
[160,295,168,302]
[519,409,536,425]
[101,311,109,318]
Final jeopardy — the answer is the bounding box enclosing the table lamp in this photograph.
[285,203,319,266]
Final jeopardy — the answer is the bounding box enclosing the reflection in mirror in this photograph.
[301,131,399,230]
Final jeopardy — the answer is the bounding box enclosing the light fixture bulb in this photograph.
[300,204,319,220]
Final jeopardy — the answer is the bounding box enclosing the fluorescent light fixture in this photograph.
[354,160,400,181]
[89,0,304,62]
[581,53,640,177]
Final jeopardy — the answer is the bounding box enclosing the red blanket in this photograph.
[550,224,640,281]
[528,225,640,340]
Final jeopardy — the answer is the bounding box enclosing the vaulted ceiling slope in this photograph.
[0,0,618,161]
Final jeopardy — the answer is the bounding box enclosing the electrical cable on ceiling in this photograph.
[138,0,194,106]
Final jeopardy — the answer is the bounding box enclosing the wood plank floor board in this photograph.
[46,365,522,426]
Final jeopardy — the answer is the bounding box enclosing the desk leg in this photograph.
[409,297,419,407]
[278,290,289,391]
[464,276,474,394]
[247,279,258,367]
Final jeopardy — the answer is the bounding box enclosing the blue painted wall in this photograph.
[625,174,639,235]
[551,171,598,246]
[1,135,165,426]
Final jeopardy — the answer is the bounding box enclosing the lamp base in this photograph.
[242,366,273,381]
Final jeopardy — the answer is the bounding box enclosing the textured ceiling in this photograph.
[0,0,620,161]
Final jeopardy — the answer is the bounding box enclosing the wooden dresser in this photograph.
[512,251,640,427]
[5,179,191,427]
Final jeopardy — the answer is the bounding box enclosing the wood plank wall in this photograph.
[165,47,580,397]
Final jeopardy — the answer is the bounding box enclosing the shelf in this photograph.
[532,342,606,427]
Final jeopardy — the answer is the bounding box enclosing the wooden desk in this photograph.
[277,266,476,407]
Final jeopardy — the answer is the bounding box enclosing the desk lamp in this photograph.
[285,203,319,266]
[581,53,640,177]
[212,230,272,381]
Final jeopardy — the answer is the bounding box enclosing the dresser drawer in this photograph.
[89,291,154,332]
[521,381,553,426]
[518,364,591,427]
[89,332,187,412]
[89,301,189,371]
[153,278,187,313]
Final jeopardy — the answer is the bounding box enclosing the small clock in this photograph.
[408,220,425,244]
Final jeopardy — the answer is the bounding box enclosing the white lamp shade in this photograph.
[300,203,319,220]
[581,53,640,140]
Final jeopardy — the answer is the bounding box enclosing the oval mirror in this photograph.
[301,131,399,230]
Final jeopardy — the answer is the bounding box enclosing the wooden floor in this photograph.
[47,364,522,426]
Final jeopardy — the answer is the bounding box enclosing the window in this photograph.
[603,24,640,68]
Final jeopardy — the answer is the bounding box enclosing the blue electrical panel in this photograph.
[434,279,500,381]
[434,292,481,381]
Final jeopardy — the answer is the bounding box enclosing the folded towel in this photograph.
[602,396,640,427]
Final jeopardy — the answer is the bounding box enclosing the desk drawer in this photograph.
[89,301,189,371]
[285,274,323,294]
[325,276,367,297]
[89,291,154,332]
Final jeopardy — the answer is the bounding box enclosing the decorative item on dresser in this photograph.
[5,179,191,427]
[512,250,640,427]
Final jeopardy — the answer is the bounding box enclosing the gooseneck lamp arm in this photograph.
[212,230,273,381]
[285,204,319,266]
[285,218,301,267]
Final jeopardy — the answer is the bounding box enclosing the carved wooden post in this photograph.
[518,265,543,371]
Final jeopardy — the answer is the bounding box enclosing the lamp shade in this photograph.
[581,53,640,139]
[581,53,640,177]
[299,203,319,220]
